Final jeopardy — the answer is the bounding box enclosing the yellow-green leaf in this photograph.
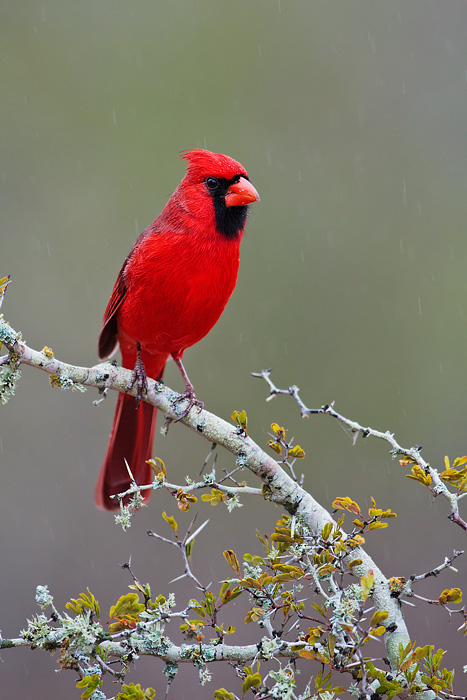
[162,511,178,531]
[332,496,362,517]
[76,675,102,700]
[439,587,462,605]
[214,689,235,700]
[223,550,241,577]
[231,409,248,434]
[368,521,388,530]
[317,564,336,577]
[66,588,100,619]
[201,489,226,506]
[288,445,305,459]
[370,610,388,627]
[242,672,261,693]
[361,570,374,602]
[116,683,156,699]
[244,607,266,624]
[271,423,286,439]
[220,586,243,604]
[406,465,432,486]
[299,648,327,663]
[274,564,305,577]
[0,275,11,314]
[348,558,363,569]
[147,457,166,479]
[109,593,145,622]
[267,439,282,455]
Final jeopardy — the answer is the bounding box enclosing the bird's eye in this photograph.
[206,177,219,191]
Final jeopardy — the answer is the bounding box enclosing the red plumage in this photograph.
[96,149,259,509]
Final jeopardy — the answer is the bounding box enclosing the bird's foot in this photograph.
[174,382,204,421]
[171,355,204,420]
[128,342,148,408]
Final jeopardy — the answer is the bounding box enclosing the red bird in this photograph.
[96,149,260,510]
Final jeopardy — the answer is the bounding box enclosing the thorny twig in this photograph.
[147,514,208,591]
[252,368,467,532]
[410,550,464,583]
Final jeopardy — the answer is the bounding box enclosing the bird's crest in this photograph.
[181,149,248,182]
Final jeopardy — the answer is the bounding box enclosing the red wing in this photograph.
[98,268,127,360]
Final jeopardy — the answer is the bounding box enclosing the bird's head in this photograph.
[178,149,260,238]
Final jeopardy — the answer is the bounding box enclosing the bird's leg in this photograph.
[173,355,204,418]
[128,342,148,408]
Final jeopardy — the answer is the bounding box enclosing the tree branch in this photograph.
[0,316,443,699]
[252,368,467,531]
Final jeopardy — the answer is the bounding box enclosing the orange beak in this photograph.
[224,176,260,208]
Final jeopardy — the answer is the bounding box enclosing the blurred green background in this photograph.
[2,1,467,696]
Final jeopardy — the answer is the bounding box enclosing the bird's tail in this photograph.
[95,351,167,510]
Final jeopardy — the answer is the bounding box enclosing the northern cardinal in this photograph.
[96,149,260,510]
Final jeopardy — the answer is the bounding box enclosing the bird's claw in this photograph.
[128,343,148,408]
[174,386,204,421]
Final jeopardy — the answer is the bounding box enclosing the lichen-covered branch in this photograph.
[0,316,450,699]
